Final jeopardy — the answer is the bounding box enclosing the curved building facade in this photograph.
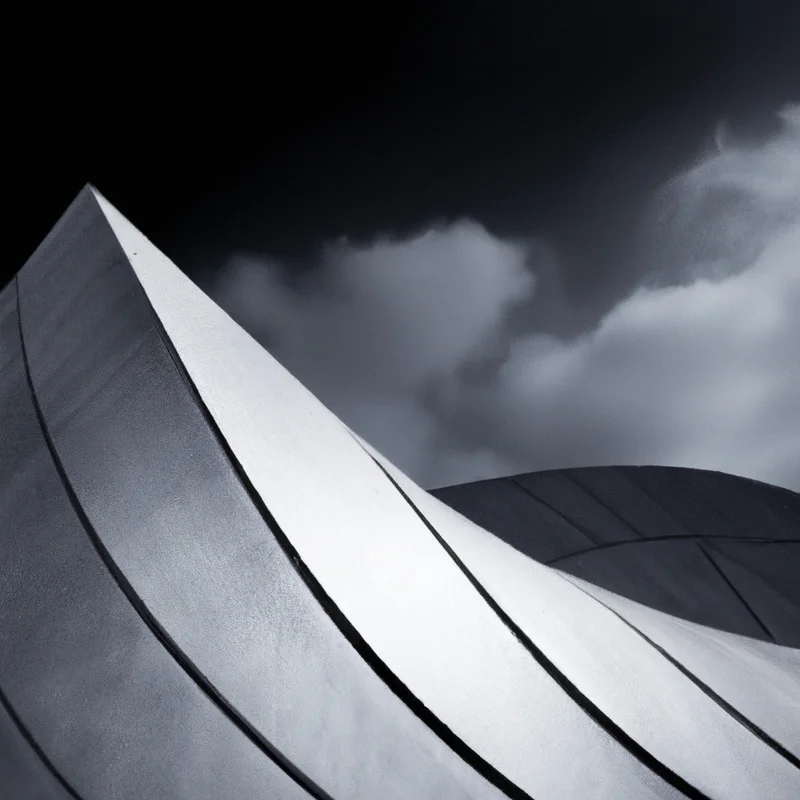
[0,187,798,799]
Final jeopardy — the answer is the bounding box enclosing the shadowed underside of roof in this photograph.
[0,188,798,799]
[432,466,800,647]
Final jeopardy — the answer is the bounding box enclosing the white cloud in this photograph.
[214,104,800,491]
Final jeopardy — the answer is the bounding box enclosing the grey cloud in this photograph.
[469,223,800,488]
[214,104,800,492]
[216,221,534,485]
[645,102,800,285]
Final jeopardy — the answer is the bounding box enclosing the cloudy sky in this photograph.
[9,2,800,492]
[213,103,800,491]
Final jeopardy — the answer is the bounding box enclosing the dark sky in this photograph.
[8,2,800,491]
[8,1,799,281]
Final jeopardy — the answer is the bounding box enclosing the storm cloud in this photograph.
[214,104,800,491]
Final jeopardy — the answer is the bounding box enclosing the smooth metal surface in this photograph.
[4,186,798,799]
[100,191,691,800]
[426,475,596,562]
[704,539,800,646]
[558,539,779,638]
[364,438,800,800]
[567,574,800,761]
[1,281,311,800]
[16,188,507,800]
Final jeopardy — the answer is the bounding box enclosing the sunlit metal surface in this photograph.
[0,186,797,799]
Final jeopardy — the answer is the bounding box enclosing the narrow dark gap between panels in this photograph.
[15,276,328,800]
[364,452,711,800]
[558,572,800,771]
[133,275,533,800]
[696,543,777,644]
[546,534,800,566]
[561,472,647,540]
[0,680,84,799]
[505,476,600,545]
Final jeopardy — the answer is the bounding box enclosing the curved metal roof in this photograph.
[433,465,800,647]
[1,187,797,799]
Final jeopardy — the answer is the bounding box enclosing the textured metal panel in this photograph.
[0,690,77,800]
[5,186,798,799]
[16,189,506,800]
[0,285,77,800]
[567,574,800,765]
[0,285,310,800]
[100,192,697,800]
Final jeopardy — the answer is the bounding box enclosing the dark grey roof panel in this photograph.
[14,188,507,800]
[0,284,77,800]
[556,468,691,539]
[0,689,78,800]
[514,470,646,546]
[620,466,800,541]
[433,465,800,646]
[704,540,800,648]
[0,280,12,319]
[0,288,311,800]
[426,476,595,562]
[556,539,776,639]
